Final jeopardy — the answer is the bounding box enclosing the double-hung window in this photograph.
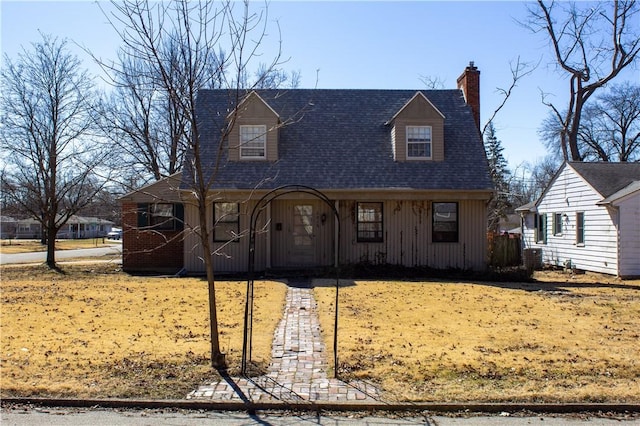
[357,202,383,242]
[239,125,266,159]
[553,213,563,236]
[432,202,458,242]
[406,126,432,159]
[214,203,240,242]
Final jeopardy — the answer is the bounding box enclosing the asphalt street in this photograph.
[0,244,122,265]
[2,407,639,426]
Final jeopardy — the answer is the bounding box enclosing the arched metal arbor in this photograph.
[241,185,341,377]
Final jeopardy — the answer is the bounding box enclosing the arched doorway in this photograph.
[242,185,341,377]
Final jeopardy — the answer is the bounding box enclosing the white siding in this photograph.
[524,164,619,275]
[617,192,640,277]
[521,213,536,249]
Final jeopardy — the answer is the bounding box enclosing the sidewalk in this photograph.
[187,279,380,403]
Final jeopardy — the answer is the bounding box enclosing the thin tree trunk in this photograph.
[198,197,225,369]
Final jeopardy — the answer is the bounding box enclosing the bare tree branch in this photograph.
[525,0,640,161]
[482,56,537,137]
[1,34,110,268]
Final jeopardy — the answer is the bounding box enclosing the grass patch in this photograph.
[314,271,640,402]
[0,263,287,399]
[1,239,117,254]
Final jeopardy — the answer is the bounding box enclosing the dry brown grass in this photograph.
[1,264,287,399]
[0,239,117,254]
[314,271,640,403]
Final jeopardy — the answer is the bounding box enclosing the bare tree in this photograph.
[539,82,640,162]
[0,34,108,268]
[578,82,640,162]
[98,54,180,184]
[103,0,286,368]
[509,155,561,207]
[526,0,640,161]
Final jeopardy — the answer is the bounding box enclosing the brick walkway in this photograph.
[187,280,380,402]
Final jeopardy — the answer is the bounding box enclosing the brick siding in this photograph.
[121,202,184,272]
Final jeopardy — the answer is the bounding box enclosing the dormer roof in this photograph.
[386,91,445,125]
[228,90,280,120]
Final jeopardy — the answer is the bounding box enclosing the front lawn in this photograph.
[2,264,638,402]
[314,271,640,402]
[0,264,287,399]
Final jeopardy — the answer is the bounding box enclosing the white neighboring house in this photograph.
[517,162,640,278]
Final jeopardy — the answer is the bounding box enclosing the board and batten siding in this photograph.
[183,200,268,273]
[617,192,640,277]
[184,196,488,273]
[338,199,487,270]
[525,164,619,275]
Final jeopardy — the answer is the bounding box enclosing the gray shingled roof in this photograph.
[570,162,640,197]
[184,89,493,192]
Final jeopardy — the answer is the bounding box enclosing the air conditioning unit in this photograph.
[523,248,542,270]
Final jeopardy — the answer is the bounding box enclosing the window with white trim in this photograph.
[239,125,266,159]
[406,126,432,159]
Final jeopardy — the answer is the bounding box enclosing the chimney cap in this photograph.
[467,61,478,71]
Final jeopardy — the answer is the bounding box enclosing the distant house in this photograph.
[11,216,114,240]
[517,162,640,278]
[56,216,114,239]
[14,218,41,239]
[0,216,18,239]
[121,63,494,274]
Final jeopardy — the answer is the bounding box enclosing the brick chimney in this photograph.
[457,61,480,132]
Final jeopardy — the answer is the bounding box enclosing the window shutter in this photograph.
[174,203,184,231]
[137,203,149,227]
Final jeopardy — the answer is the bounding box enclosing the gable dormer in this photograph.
[388,92,445,162]
[228,91,280,162]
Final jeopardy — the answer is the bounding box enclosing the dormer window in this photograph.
[387,92,444,162]
[406,125,432,159]
[239,125,267,159]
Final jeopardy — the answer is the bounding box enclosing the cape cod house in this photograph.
[517,162,640,278]
[120,63,494,274]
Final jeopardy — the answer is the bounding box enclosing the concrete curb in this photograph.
[2,397,639,414]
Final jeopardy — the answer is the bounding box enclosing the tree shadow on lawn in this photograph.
[207,265,639,293]
[474,279,640,293]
